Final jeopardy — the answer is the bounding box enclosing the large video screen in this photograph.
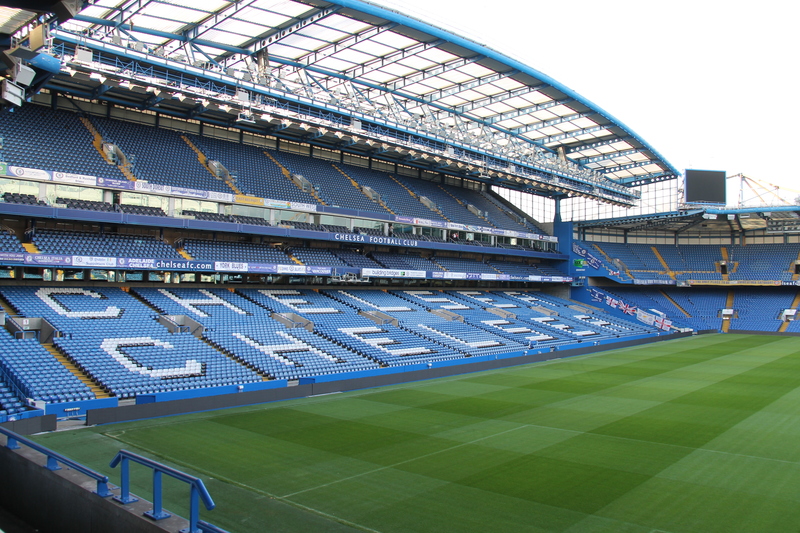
[685,169,726,203]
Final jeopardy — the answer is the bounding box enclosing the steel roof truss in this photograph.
[453,84,536,114]
[566,136,633,154]
[578,148,641,165]
[602,159,659,174]
[343,37,445,81]
[387,54,486,92]
[294,21,399,67]
[242,5,342,58]
[484,97,573,125]
[511,111,593,135]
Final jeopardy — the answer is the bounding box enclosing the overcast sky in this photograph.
[378,0,800,202]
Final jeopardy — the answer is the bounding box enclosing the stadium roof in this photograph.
[2,0,679,205]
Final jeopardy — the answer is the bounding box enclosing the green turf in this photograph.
[32,334,800,532]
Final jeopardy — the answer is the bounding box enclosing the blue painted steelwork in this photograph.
[324,0,679,178]
[49,33,646,201]
[0,427,112,497]
[109,449,224,533]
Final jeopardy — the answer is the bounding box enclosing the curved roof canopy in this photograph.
[3,0,679,206]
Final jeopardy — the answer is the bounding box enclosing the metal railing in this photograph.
[0,427,112,497]
[110,449,226,533]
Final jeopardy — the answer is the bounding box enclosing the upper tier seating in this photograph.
[336,164,446,222]
[585,242,800,282]
[185,135,318,203]
[451,188,532,233]
[0,106,126,180]
[267,150,390,213]
[91,117,233,194]
[393,175,491,227]
[728,244,798,281]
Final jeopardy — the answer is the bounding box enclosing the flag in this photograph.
[609,270,620,277]
[654,317,671,330]
[605,296,618,308]
[619,302,636,315]
[589,288,604,302]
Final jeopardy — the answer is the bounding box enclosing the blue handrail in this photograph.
[109,449,223,533]
[0,427,112,497]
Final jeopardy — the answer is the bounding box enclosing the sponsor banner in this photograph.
[263,199,291,209]
[248,263,278,274]
[447,222,467,231]
[360,268,426,279]
[72,255,116,268]
[0,162,7,176]
[490,229,506,236]
[479,273,497,281]
[687,279,782,286]
[443,272,467,280]
[632,279,676,285]
[431,271,444,279]
[277,264,306,274]
[117,258,215,271]
[171,186,208,199]
[206,191,233,202]
[97,177,136,190]
[134,181,171,194]
[235,194,264,206]
[0,252,24,262]
[289,202,317,213]
[497,274,511,281]
[783,281,800,286]
[428,220,447,229]
[214,261,249,272]
[394,216,415,224]
[24,254,71,265]
[9,166,51,181]
[307,266,332,275]
[52,172,97,186]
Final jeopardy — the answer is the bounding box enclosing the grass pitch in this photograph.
[33,334,800,532]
